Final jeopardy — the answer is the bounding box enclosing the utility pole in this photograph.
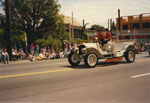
[108,19,109,30]
[83,19,85,26]
[5,0,12,60]
[118,9,121,33]
[118,9,121,40]
[110,18,112,32]
[71,12,74,40]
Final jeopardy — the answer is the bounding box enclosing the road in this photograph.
[0,52,150,103]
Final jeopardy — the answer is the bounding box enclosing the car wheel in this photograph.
[125,49,135,63]
[68,52,80,66]
[84,52,98,68]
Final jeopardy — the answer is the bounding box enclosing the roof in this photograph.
[63,16,81,27]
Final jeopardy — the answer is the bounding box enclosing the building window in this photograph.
[143,23,150,28]
[132,23,140,29]
[123,25,128,30]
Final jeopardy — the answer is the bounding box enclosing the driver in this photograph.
[104,29,111,42]
[97,29,112,46]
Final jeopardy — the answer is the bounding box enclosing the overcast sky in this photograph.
[59,0,150,28]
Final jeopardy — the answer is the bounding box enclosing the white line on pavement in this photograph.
[131,73,150,78]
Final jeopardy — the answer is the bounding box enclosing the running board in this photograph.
[105,57,123,63]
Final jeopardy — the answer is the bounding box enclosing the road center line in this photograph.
[131,73,150,78]
[0,68,74,79]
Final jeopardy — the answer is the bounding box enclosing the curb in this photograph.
[0,60,30,65]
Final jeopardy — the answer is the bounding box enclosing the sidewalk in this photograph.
[0,59,30,65]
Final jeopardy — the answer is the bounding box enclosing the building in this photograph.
[64,16,98,40]
[116,13,150,40]
[64,16,82,40]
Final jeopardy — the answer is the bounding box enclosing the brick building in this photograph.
[116,13,150,40]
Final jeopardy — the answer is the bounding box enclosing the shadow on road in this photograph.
[63,61,127,69]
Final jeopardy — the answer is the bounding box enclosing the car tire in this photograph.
[84,52,98,68]
[124,49,135,63]
[68,52,80,67]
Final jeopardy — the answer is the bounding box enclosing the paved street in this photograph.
[0,52,150,103]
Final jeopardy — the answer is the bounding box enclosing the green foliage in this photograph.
[35,35,62,50]
[51,39,62,50]
[9,0,65,44]
[56,16,69,40]
[12,29,26,44]
[0,29,5,48]
[35,39,45,47]
[111,21,116,31]
[81,31,88,41]
[0,29,26,48]
[91,24,105,30]
[0,13,5,29]
[81,23,89,41]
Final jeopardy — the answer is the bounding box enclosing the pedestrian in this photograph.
[35,45,40,57]
[62,40,66,51]
[2,48,9,64]
[65,42,68,53]
[30,42,35,56]
[0,50,2,62]
[69,43,72,52]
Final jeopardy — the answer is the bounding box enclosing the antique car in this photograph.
[68,39,136,68]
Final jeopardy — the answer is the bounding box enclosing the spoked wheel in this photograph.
[84,52,98,68]
[125,49,135,63]
[68,52,80,67]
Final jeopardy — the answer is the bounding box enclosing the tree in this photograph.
[111,21,116,31]
[35,35,62,50]
[12,29,26,44]
[91,24,105,30]
[0,13,5,29]
[6,0,65,44]
[81,23,89,41]
[0,29,5,49]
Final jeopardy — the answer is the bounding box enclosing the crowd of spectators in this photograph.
[135,40,150,52]
[28,41,77,61]
[0,41,77,64]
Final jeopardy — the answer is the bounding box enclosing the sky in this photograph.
[59,0,150,28]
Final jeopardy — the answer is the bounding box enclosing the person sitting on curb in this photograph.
[2,48,9,64]
[36,50,47,60]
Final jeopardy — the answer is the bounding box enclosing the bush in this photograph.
[35,39,46,47]
[35,35,62,50]
[51,39,62,50]
[12,29,26,44]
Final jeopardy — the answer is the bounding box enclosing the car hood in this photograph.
[82,43,100,48]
